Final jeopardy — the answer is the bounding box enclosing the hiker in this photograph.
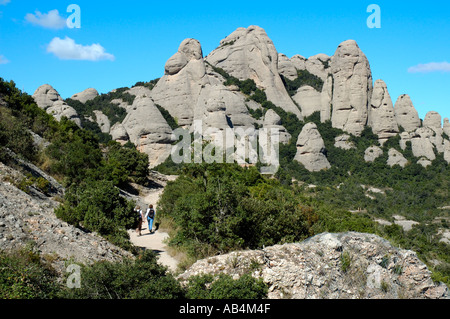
[134,205,143,236]
[145,204,156,234]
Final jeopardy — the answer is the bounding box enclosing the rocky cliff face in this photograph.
[206,25,302,120]
[31,25,450,172]
[0,159,132,275]
[178,232,448,299]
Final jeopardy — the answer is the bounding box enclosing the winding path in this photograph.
[127,174,179,273]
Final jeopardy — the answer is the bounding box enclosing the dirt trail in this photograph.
[127,174,179,273]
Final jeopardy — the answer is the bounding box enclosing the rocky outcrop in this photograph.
[444,118,450,137]
[394,95,421,132]
[93,110,111,133]
[368,80,399,142]
[46,101,82,127]
[277,53,298,80]
[120,96,174,168]
[364,146,383,163]
[0,161,132,274]
[32,84,81,128]
[294,122,330,172]
[178,232,448,299]
[263,109,291,144]
[423,111,442,130]
[334,134,355,150]
[304,54,331,81]
[32,84,63,109]
[320,75,333,122]
[71,88,99,104]
[292,85,322,118]
[109,122,129,144]
[330,40,373,136]
[444,139,450,164]
[411,128,436,161]
[151,38,207,127]
[387,148,408,168]
[206,26,302,119]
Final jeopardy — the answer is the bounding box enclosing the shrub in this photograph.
[185,274,268,299]
[0,248,60,299]
[60,250,184,299]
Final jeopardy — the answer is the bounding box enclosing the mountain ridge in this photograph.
[30,25,450,171]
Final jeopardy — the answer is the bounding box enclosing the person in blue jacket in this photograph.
[145,204,156,234]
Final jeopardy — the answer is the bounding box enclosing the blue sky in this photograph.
[0,0,449,120]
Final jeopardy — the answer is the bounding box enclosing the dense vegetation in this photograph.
[0,248,267,299]
[0,78,147,251]
[280,70,324,95]
[157,163,377,263]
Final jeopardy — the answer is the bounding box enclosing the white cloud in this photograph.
[0,0,11,5]
[0,55,10,64]
[47,37,115,62]
[25,9,67,29]
[408,62,450,74]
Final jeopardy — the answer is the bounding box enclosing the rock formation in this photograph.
[32,84,81,127]
[444,118,450,137]
[206,26,302,119]
[364,146,383,163]
[330,40,373,136]
[93,110,111,133]
[292,85,322,118]
[394,95,421,132]
[294,122,331,172]
[178,232,448,299]
[0,161,132,274]
[387,148,408,168]
[263,109,291,144]
[334,134,355,150]
[119,96,174,168]
[71,88,99,104]
[151,38,207,127]
[368,80,399,143]
[32,84,63,109]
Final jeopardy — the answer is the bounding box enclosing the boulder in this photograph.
[294,122,330,172]
[364,146,383,163]
[32,84,82,127]
[277,53,298,80]
[46,100,81,128]
[368,80,399,141]
[93,110,111,133]
[387,148,408,168]
[206,25,302,119]
[71,88,99,104]
[32,84,63,109]
[423,111,442,130]
[263,109,291,144]
[292,85,322,118]
[334,134,355,150]
[330,40,373,136]
[121,96,174,168]
[394,95,421,132]
[110,122,129,144]
[411,131,436,161]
